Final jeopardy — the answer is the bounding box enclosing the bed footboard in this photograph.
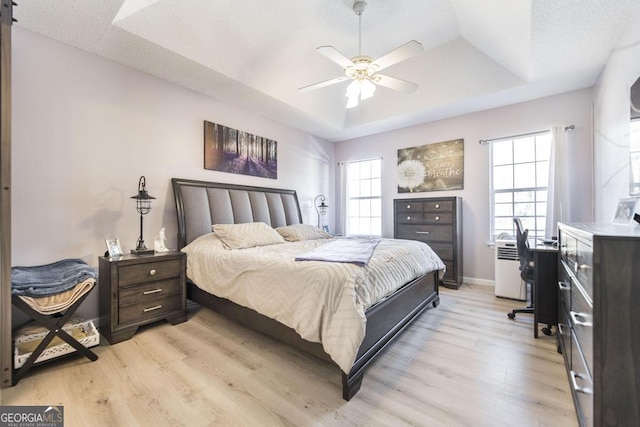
[187,270,439,401]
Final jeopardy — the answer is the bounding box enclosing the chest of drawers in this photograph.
[394,197,462,289]
[557,223,640,426]
[99,251,187,344]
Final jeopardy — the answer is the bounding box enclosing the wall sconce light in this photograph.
[131,176,156,255]
[314,195,328,228]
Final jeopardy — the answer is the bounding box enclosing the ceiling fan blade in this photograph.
[370,40,423,72]
[374,74,418,94]
[317,46,354,69]
[299,76,350,93]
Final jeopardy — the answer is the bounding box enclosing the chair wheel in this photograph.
[507,312,515,319]
[542,327,552,336]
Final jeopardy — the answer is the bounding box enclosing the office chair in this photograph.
[507,218,553,336]
[507,218,535,319]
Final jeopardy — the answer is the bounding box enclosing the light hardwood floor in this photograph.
[1,284,577,426]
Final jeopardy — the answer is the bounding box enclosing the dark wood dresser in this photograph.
[99,251,187,344]
[557,222,640,427]
[394,197,462,289]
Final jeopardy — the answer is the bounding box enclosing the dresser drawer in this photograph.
[571,281,593,375]
[576,240,593,301]
[560,230,577,271]
[119,279,182,307]
[118,259,181,287]
[442,261,454,281]
[396,225,453,243]
[570,333,594,427]
[426,243,453,261]
[557,305,572,366]
[396,201,423,213]
[119,294,183,324]
[397,214,424,224]
[558,261,572,314]
[423,212,453,224]
[423,200,453,212]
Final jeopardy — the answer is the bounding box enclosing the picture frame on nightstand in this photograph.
[612,197,639,225]
[105,238,123,257]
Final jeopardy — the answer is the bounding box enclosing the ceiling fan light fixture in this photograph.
[299,0,422,107]
[360,78,376,100]
[345,78,376,108]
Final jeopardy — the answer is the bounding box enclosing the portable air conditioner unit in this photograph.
[494,239,526,300]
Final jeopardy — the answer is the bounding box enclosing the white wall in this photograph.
[336,89,594,283]
[593,8,640,221]
[11,28,335,321]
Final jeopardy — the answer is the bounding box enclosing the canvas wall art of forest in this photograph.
[204,121,278,179]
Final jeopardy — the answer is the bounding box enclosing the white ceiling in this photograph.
[15,0,640,142]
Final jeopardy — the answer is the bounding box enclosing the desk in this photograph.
[531,244,559,338]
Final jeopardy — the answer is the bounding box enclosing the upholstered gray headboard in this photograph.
[172,178,303,248]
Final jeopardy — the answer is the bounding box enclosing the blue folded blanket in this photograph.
[11,258,97,297]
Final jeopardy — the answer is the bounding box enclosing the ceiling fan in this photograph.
[299,0,423,108]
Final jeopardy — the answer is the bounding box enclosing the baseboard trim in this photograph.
[462,277,494,288]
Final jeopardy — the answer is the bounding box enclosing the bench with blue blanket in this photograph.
[11,258,97,297]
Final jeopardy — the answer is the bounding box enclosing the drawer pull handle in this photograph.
[406,204,411,209]
[435,216,440,221]
[557,281,570,291]
[578,264,591,271]
[407,216,411,220]
[143,288,162,295]
[434,204,440,209]
[149,269,157,276]
[416,231,430,235]
[570,370,593,395]
[570,310,593,327]
[143,305,163,312]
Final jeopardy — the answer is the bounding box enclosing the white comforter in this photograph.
[182,234,445,373]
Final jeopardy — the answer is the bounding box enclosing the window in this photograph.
[346,158,382,236]
[490,132,551,241]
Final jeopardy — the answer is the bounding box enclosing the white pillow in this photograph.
[275,224,332,242]
[212,222,284,249]
[181,232,226,256]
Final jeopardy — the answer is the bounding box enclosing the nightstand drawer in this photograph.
[119,295,183,324]
[119,279,182,307]
[118,259,181,287]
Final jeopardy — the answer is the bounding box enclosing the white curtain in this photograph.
[545,125,571,238]
[337,162,348,236]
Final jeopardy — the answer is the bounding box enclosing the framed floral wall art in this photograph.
[397,139,464,193]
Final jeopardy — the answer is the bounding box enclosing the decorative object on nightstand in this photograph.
[154,227,170,252]
[394,196,463,289]
[314,195,328,228]
[99,251,187,344]
[131,175,156,255]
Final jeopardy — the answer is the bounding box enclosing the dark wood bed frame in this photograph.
[171,178,440,400]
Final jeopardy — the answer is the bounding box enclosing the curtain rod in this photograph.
[479,125,574,145]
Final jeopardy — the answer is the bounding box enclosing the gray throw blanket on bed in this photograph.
[11,258,97,297]
[295,238,381,266]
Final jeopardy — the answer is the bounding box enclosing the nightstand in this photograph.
[99,251,187,344]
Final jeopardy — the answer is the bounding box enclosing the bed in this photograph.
[171,178,444,400]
